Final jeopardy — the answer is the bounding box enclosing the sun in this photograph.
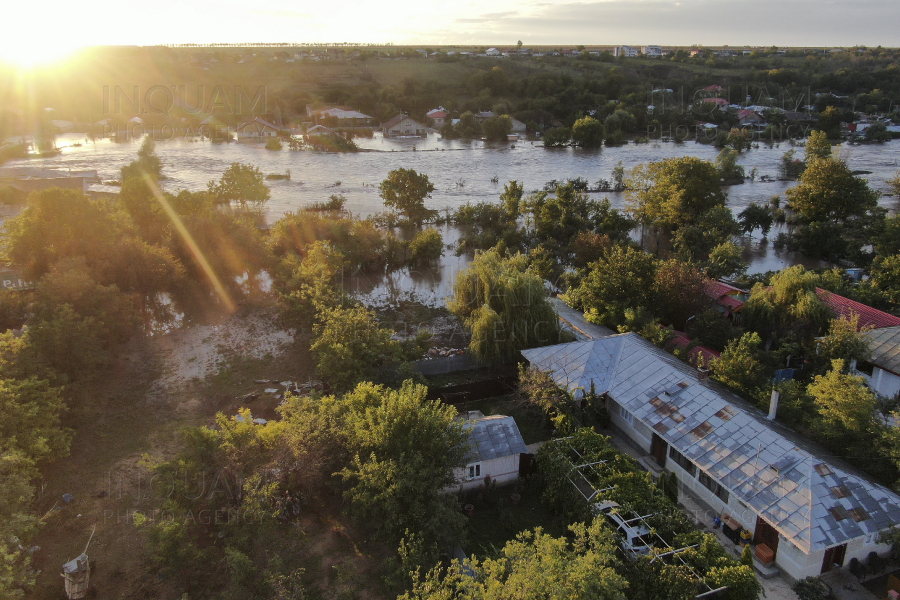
[0,40,85,70]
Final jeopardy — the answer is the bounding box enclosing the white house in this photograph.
[485,47,501,56]
[642,45,664,57]
[381,114,428,137]
[614,46,639,58]
[860,326,900,400]
[450,413,528,492]
[523,333,900,581]
[235,117,280,139]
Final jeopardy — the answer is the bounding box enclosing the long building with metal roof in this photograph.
[522,333,900,580]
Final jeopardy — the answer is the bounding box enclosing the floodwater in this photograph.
[13,133,900,305]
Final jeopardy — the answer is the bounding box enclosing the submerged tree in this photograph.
[379,168,437,224]
[207,162,271,210]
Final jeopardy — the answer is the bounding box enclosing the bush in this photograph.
[542,127,571,147]
[791,576,830,600]
[265,137,283,150]
[407,228,444,265]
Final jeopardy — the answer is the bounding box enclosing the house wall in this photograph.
[449,454,520,492]
[607,397,894,580]
[871,367,900,399]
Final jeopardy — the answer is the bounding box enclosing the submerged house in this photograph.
[381,114,428,137]
[522,333,900,580]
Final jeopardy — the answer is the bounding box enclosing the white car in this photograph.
[593,500,653,556]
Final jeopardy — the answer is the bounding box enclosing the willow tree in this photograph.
[448,249,560,363]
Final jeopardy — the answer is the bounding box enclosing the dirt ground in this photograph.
[26,305,385,600]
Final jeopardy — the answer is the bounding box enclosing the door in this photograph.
[753,516,780,559]
[650,434,668,467]
[821,544,847,574]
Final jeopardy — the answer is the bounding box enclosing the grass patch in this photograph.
[460,476,565,559]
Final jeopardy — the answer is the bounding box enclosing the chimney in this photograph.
[767,390,780,420]
[697,367,710,381]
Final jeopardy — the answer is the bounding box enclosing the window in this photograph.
[668,447,696,477]
[699,471,730,503]
[619,404,635,426]
[466,463,481,480]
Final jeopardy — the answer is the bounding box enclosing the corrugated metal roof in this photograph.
[464,415,528,462]
[523,333,900,554]
[864,325,900,376]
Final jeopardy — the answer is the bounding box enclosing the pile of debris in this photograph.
[423,347,466,359]
[236,379,323,403]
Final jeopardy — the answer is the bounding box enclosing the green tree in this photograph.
[542,127,571,147]
[737,203,774,238]
[705,241,747,280]
[715,148,745,185]
[572,116,604,148]
[809,359,877,438]
[626,157,727,232]
[712,332,769,398]
[482,115,513,142]
[121,135,163,181]
[652,259,712,329]
[379,168,437,224]
[870,254,900,305]
[340,381,469,557]
[407,228,444,265]
[402,520,627,600]
[785,157,879,224]
[448,249,560,363]
[888,171,900,197]
[311,304,407,392]
[207,162,271,210]
[816,313,871,368]
[804,130,832,161]
[565,245,658,328]
[604,108,636,133]
[742,265,833,342]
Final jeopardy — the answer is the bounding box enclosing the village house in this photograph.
[522,333,900,581]
[381,114,428,137]
[235,117,280,140]
[858,326,900,400]
[448,413,528,492]
[426,107,448,128]
[738,109,767,128]
[614,46,638,58]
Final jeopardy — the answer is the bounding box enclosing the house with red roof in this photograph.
[704,280,749,320]
[668,330,721,367]
[426,108,448,128]
[815,289,900,331]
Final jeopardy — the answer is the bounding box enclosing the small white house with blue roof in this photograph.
[523,333,900,580]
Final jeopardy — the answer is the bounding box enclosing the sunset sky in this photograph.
[3,0,897,66]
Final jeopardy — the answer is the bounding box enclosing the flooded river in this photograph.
[12,133,900,304]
